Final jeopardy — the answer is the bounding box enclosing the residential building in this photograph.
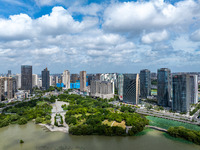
[80,71,87,92]
[157,68,172,107]
[21,65,32,91]
[172,74,191,112]
[42,68,50,90]
[0,77,13,101]
[117,74,124,100]
[16,74,21,89]
[32,74,38,88]
[189,74,198,104]
[90,80,114,99]
[123,74,140,105]
[71,74,79,83]
[140,69,151,98]
[62,70,70,89]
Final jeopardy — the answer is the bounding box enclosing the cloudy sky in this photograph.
[0,0,200,74]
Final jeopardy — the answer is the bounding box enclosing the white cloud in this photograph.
[141,30,169,44]
[190,29,200,41]
[103,0,200,33]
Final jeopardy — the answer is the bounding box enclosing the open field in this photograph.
[146,116,200,131]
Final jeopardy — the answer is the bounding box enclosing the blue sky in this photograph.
[0,0,200,74]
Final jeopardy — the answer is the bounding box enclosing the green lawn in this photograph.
[146,116,200,131]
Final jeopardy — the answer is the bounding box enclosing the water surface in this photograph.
[0,122,200,150]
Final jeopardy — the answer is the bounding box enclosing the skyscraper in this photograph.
[117,74,124,100]
[42,68,50,90]
[62,70,70,89]
[189,74,198,104]
[80,71,87,92]
[157,68,172,107]
[172,74,191,112]
[140,69,151,98]
[21,65,32,91]
[123,74,140,105]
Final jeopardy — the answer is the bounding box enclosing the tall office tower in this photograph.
[21,65,32,91]
[157,68,172,107]
[42,68,50,90]
[80,71,87,92]
[12,77,17,97]
[117,74,124,100]
[32,74,38,88]
[189,74,198,104]
[71,74,79,83]
[172,74,191,112]
[140,69,151,98]
[0,77,13,101]
[90,80,114,99]
[123,74,140,105]
[16,74,21,89]
[50,76,54,86]
[62,70,70,89]
[7,70,11,77]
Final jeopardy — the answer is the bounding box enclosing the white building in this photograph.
[32,74,38,88]
[62,70,70,89]
[16,74,21,89]
[50,76,54,86]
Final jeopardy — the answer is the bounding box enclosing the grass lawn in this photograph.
[146,116,200,131]
[102,120,126,129]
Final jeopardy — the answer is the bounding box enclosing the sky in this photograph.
[0,0,200,74]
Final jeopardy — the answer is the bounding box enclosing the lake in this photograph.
[0,122,200,150]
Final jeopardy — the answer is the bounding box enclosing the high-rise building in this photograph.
[0,77,13,101]
[157,68,172,107]
[189,74,198,104]
[117,74,124,100]
[71,74,79,83]
[172,74,191,112]
[7,70,11,77]
[50,76,54,86]
[55,76,59,84]
[80,71,87,92]
[62,70,70,89]
[42,68,50,90]
[32,74,38,88]
[90,80,114,99]
[140,69,151,98]
[16,74,21,89]
[123,74,140,105]
[21,65,32,91]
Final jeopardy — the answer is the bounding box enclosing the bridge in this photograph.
[146,125,167,132]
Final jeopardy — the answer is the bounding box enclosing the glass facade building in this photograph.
[172,74,190,112]
[140,69,151,98]
[157,68,172,107]
[21,65,32,91]
[123,74,139,105]
[42,68,50,90]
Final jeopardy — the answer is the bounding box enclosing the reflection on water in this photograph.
[0,122,200,150]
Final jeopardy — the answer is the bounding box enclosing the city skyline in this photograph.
[0,0,200,73]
